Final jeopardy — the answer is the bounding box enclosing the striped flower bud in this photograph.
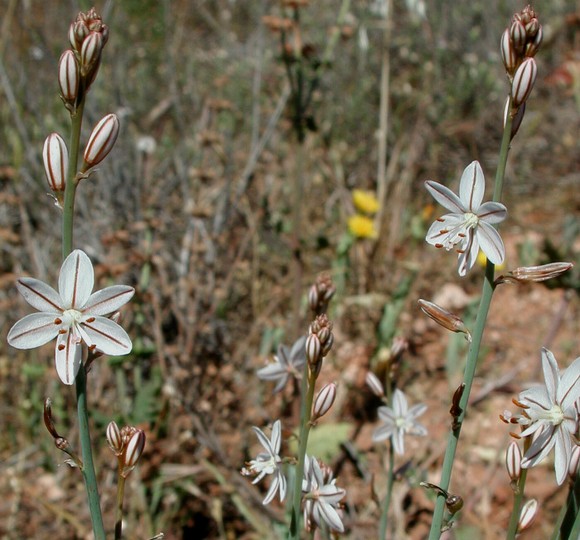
[517,499,538,533]
[58,50,80,102]
[312,383,337,421]
[509,20,526,55]
[80,31,103,75]
[525,18,539,39]
[69,20,89,52]
[306,334,322,365]
[511,58,537,107]
[365,371,384,397]
[418,299,471,341]
[321,332,334,356]
[498,262,574,284]
[84,113,120,168]
[106,421,123,455]
[43,133,68,192]
[568,444,580,481]
[506,441,522,482]
[122,429,146,476]
[500,29,517,76]
[525,26,542,58]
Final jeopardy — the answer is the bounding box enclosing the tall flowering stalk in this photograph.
[425,7,543,537]
[6,9,142,539]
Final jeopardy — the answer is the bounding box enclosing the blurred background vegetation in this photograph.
[0,0,578,538]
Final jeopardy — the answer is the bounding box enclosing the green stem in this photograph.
[428,108,513,539]
[62,98,85,258]
[288,366,317,539]
[378,445,395,539]
[506,469,528,539]
[559,476,580,540]
[76,364,106,539]
[115,470,127,540]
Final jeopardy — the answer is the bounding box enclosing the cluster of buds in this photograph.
[106,421,146,478]
[501,6,542,136]
[307,274,336,315]
[60,8,109,109]
[43,9,120,196]
[305,314,334,376]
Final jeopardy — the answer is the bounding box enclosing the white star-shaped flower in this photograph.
[425,161,507,276]
[372,388,427,455]
[302,455,346,533]
[256,336,306,393]
[515,348,580,485]
[241,420,286,505]
[7,249,134,385]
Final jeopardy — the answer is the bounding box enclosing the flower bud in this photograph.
[321,332,334,356]
[517,499,538,533]
[525,26,542,58]
[312,383,337,420]
[305,334,321,365]
[43,133,68,192]
[69,20,89,52]
[498,262,574,284]
[509,20,526,55]
[418,299,471,341]
[506,441,522,482]
[568,444,580,481]
[318,326,331,346]
[80,31,103,74]
[511,58,537,108]
[501,29,517,75]
[122,429,146,475]
[106,421,123,455]
[58,50,80,102]
[84,113,120,168]
[365,371,384,397]
[525,18,539,39]
[308,284,320,312]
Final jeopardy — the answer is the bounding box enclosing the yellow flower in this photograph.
[353,190,379,215]
[477,250,506,270]
[348,215,378,239]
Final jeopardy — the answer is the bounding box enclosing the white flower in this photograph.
[241,420,286,505]
[425,161,507,276]
[302,455,346,533]
[372,388,427,455]
[7,250,134,385]
[256,336,306,393]
[515,348,580,485]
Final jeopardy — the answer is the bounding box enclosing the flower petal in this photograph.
[15,278,62,313]
[458,161,485,211]
[271,420,282,454]
[392,388,408,416]
[554,427,571,485]
[425,181,466,214]
[557,354,580,410]
[316,502,344,533]
[392,428,405,455]
[83,285,134,316]
[59,250,94,309]
[476,221,505,265]
[408,403,427,420]
[80,316,132,355]
[541,348,559,400]
[372,423,394,442]
[519,385,552,412]
[253,426,275,456]
[521,426,557,468]
[457,230,479,276]
[263,474,280,505]
[477,201,508,224]
[425,214,466,247]
[7,313,61,349]
[55,332,83,385]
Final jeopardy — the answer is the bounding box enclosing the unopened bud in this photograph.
[312,383,337,420]
[498,262,574,284]
[305,334,322,364]
[506,441,522,482]
[509,20,526,55]
[525,18,539,39]
[511,58,537,108]
[365,372,384,397]
[517,499,538,533]
[43,133,68,192]
[525,26,542,58]
[80,31,103,75]
[501,29,517,75]
[58,50,80,103]
[122,429,146,475]
[568,445,580,481]
[69,20,89,52]
[43,398,60,439]
[106,421,123,455]
[318,326,331,346]
[321,332,334,356]
[418,299,471,341]
[308,284,320,311]
[83,113,120,168]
